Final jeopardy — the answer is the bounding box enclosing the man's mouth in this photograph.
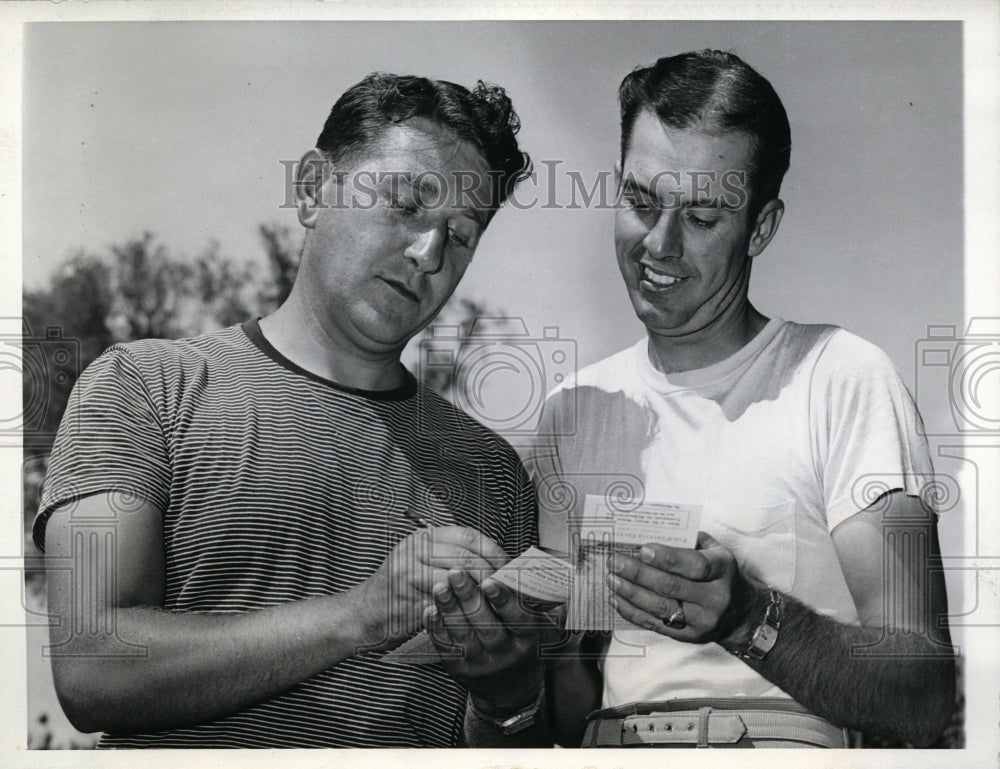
[379,277,420,303]
[640,265,687,290]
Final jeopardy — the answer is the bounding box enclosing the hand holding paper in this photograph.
[383,546,571,665]
[568,495,702,631]
[422,567,564,719]
[354,524,509,650]
[605,530,758,644]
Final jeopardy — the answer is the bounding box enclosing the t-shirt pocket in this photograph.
[706,500,797,593]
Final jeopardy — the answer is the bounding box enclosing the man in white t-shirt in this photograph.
[431,50,956,748]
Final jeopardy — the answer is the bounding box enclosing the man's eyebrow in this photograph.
[621,180,729,211]
[413,174,437,196]
[459,207,490,230]
[387,172,490,228]
[379,172,415,195]
[620,178,654,196]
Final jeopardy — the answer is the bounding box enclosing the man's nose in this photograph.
[403,226,445,273]
[642,208,683,260]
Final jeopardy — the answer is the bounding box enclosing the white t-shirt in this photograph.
[530,319,934,706]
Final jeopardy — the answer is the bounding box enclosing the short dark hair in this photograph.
[316,72,532,210]
[619,50,791,213]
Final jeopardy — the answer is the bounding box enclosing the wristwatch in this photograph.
[468,687,545,736]
[730,588,782,661]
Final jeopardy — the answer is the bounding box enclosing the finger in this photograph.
[610,591,693,639]
[693,535,743,582]
[432,582,475,645]
[424,604,444,642]
[547,603,569,629]
[635,542,725,582]
[426,547,504,581]
[403,565,453,596]
[480,578,548,640]
[424,605,463,655]
[425,527,511,571]
[446,571,509,653]
[433,574,505,652]
[410,537,495,581]
[446,569,489,618]
[607,571,686,626]
[607,552,701,603]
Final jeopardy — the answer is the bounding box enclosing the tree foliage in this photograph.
[22,224,301,458]
[256,223,300,315]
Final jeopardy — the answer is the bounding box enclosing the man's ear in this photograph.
[748,198,785,257]
[295,149,330,229]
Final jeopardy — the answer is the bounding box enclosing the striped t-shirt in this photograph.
[34,320,537,748]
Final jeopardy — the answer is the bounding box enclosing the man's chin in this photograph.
[365,331,417,354]
[631,304,695,337]
[627,292,676,329]
[355,307,429,350]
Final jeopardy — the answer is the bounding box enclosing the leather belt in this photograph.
[582,699,851,748]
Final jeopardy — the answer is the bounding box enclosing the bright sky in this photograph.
[23,20,963,383]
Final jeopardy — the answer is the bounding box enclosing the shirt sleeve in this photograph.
[524,388,573,555]
[503,459,540,558]
[33,345,172,551]
[812,331,934,532]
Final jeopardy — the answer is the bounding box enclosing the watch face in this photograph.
[756,623,779,651]
[500,711,536,735]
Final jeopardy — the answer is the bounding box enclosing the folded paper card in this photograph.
[568,495,702,631]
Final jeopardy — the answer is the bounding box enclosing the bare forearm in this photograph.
[52,591,370,734]
[727,590,956,746]
[46,498,504,736]
[546,654,602,747]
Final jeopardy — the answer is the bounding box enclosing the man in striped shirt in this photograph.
[34,72,539,747]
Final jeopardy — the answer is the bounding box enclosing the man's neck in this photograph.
[258,296,406,392]
[647,304,770,375]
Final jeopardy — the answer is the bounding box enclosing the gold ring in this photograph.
[665,604,686,629]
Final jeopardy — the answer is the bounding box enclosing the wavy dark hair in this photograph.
[316,72,532,210]
[619,50,791,215]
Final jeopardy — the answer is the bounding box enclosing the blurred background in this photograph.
[19,20,966,748]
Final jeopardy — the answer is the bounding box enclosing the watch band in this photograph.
[468,687,545,736]
[730,588,782,661]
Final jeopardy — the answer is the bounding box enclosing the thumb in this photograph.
[696,530,723,550]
